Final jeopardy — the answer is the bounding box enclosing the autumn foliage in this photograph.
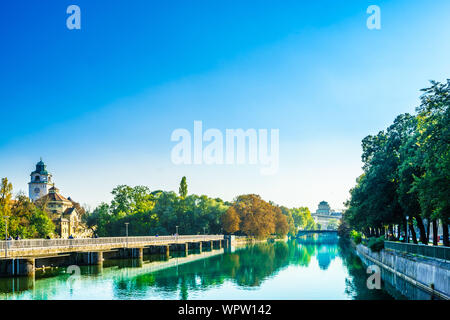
[221,207,240,234]
[222,194,289,239]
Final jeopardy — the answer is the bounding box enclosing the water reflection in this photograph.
[0,236,409,300]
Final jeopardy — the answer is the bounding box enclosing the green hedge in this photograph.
[368,236,385,252]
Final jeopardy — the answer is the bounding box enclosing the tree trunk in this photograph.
[409,220,418,244]
[375,228,380,237]
[416,216,428,245]
[426,220,431,244]
[442,220,449,247]
[403,221,408,243]
[432,220,438,246]
[363,227,370,238]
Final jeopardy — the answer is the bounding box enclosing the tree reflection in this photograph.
[108,238,400,300]
[111,237,348,299]
[337,238,395,300]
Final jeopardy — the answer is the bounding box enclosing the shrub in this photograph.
[368,236,385,252]
[350,230,362,244]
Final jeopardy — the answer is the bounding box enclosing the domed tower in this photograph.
[28,158,52,201]
[316,201,331,215]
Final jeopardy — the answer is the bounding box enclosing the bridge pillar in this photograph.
[224,235,234,247]
[221,239,228,248]
[165,245,170,259]
[132,248,143,259]
[130,248,144,267]
[0,258,35,277]
[92,252,103,265]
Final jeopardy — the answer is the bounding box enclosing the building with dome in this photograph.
[28,159,92,238]
[311,201,343,230]
[316,201,331,215]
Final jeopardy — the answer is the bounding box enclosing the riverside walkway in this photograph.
[0,235,227,277]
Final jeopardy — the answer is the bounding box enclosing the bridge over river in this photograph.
[296,230,338,237]
[0,235,227,277]
[296,230,339,244]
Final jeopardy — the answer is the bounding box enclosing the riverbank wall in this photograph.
[229,236,287,246]
[355,243,450,300]
[228,236,264,245]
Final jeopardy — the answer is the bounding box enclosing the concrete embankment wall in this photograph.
[230,237,282,246]
[355,244,450,300]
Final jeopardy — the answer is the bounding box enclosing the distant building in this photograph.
[29,159,92,238]
[316,201,331,215]
[312,201,342,230]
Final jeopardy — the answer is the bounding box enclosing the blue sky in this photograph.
[1,0,449,211]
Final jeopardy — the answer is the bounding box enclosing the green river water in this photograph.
[0,236,412,300]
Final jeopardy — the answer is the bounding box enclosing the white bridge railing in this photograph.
[0,235,225,251]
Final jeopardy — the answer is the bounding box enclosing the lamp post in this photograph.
[125,222,129,248]
[4,216,9,258]
[203,227,206,235]
[405,215,409,243]
[176,225,179,243]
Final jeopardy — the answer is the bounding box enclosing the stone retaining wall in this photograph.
[356,244,450,300]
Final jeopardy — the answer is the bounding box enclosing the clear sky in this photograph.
[1,0,449,211]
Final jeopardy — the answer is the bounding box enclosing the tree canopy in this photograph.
[85,179,311,239]
[0,178,55,239]
[344,80,449,246]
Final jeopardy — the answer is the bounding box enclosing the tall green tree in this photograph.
[179,176,188,199]
[413,80,450,246]
[0,178,13,218]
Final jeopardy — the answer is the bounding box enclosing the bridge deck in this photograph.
[296,230,338,234]
[0,235,225,259]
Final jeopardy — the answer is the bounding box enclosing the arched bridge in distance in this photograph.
[295,230,339,244]
[296,230,338,237]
